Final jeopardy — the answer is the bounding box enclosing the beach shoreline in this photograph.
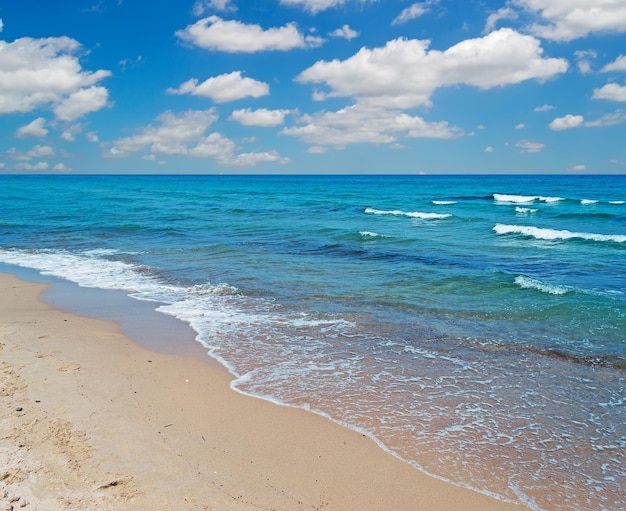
[0,271,527,510]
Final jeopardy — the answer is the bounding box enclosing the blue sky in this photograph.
[0,0,625,174]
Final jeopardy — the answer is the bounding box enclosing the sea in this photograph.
[0,174,624,510]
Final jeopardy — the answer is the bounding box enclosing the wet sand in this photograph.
[0,272,527,510]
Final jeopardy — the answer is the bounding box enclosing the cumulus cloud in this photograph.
[176,16,322,52]
[296,28,567,109]
[485,146,495,152]
[189,132,289,165]
[549,114,584,130]
[27,144,55,158]
[281,104,462,147]
[484,7,518,33]
[602,55,626,72]
[16,117,48,138]
[329,24,358,40]
[54,86,109,121]
[15,161,49,171]
[592,82,626,102]
[7,144,54,161]
[584,109,626,127]
[103,108,288,166]
[167,72,269,103]
[575,49,597,74]
[61,123,84,142]
[514,0,626,41]
[192,0,236,15]
[86,131,99,142]
[544,110,626,129]
[515,139,544,153]
[0,35,111,115]
[392,2,431,25]
[104,109,218,157]
[53,162,72,172]
[534,104,555,112]
[229,108,292,126]
[279,0,349,14]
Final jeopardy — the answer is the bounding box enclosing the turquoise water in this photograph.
[1,174,624,510]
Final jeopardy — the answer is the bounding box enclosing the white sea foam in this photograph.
[581,199,598,205]
[432,200,457,205]
[494,224,626,243]
[609,201,625,205]
[359,231,389,238]
[538,196,564,203]
[515,276,570,295]
[493,194,564,204]
[515,207,538,214]
[493,194,537,203]
[365,207,452,220]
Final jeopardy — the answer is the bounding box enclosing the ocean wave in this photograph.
[515,207,538,214]
[365,207,452,220]
[609,201,625,205]
[581,199,599,205]
[493,194,564,204]
[432,200,457,205]
[359,231,390,238]
[494,224,626,244]
[514,276,570,295]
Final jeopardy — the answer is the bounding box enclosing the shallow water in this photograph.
[1,174,624,510]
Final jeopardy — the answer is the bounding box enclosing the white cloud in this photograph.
[571,164,586,172]
[485,146,495,152]
[103,108,288,167]
[281,104,462,147]
[7,144,54,161]
[188,132,290,166]
[167,72,269,103]
[192,0,236,15]
[307,145,328,153]
[27,144,55,158]
[229,108,292,126]
[515,122,525,129]
[392,3,430,25]
[584,109,626,127]
[574,49,596,74]
[534,104,555,112]
[0,19,3,32]
[0,35,111,115]
[514,0,626,41]
[53,162,72,172]
[61,123,84,142]
[296,28,567,109]
[16,117,48,138]
[105,109,218,157]
[119,55,142,71]
[86,131,99,142]
[592,82,626,102]
[329,24,358,40]
[602,55,626,72]
[516,139,544,153]
[549,114,584,130]
[176,16,322,52]
[15,161,49,171]
[484,7,518,33]
[279,0,348,14]
[53,85,109,121]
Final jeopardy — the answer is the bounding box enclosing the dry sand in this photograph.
[0,272,527,511]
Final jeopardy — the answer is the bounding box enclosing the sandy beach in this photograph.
[0,272,526,511]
